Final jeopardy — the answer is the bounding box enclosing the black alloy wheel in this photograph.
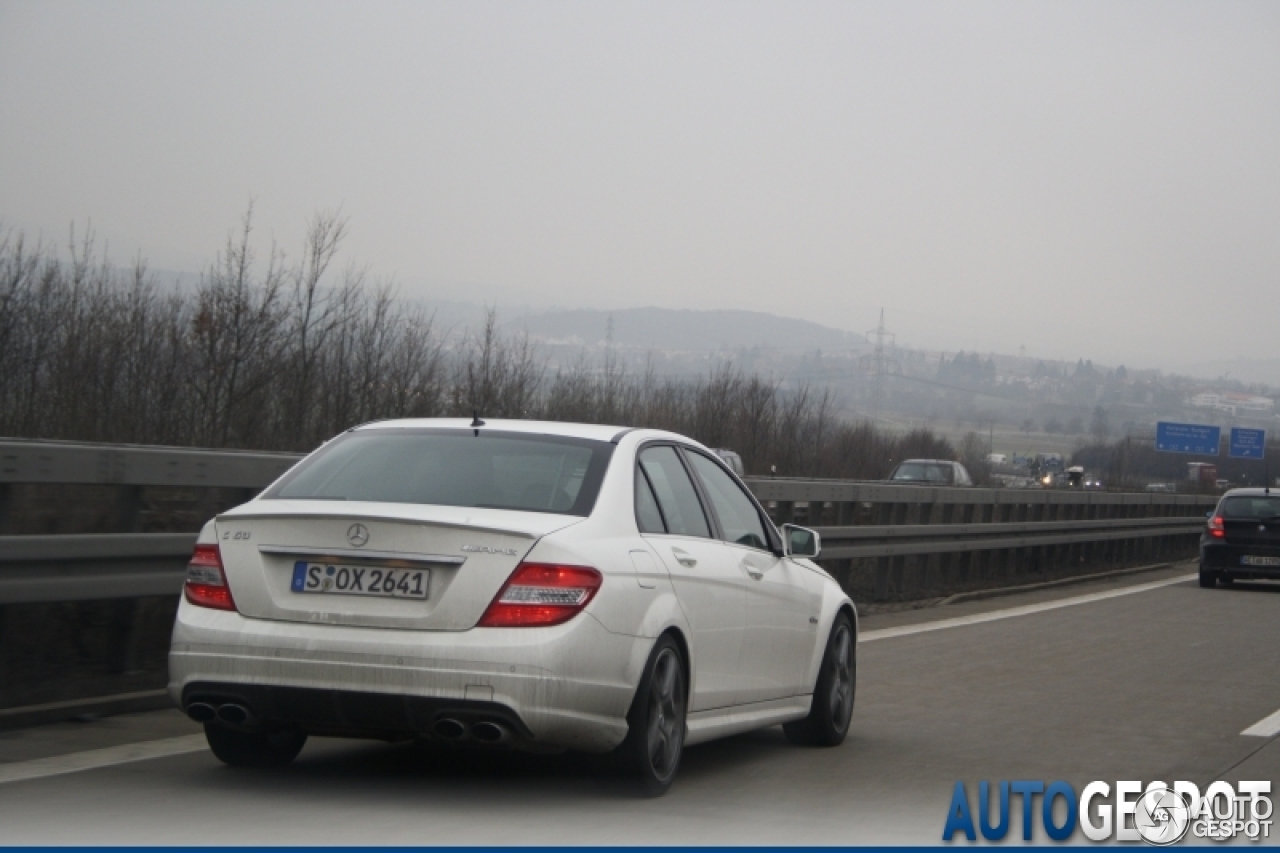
[621,635,687,796]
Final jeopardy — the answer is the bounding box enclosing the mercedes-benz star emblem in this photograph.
[347,523,370,547]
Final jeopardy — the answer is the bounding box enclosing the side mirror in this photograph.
[782,524,821,559]
[1205,511,1213,519]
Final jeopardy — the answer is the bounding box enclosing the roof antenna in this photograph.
[471,410,485,436]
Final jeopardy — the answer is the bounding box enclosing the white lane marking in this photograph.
[860,573,1197,643]
[1241,707,1280,738]
[0,734,207,785]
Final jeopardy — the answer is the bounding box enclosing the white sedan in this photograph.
[169,419,857,794]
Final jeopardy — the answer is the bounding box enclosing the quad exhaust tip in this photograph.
[186,702,217,723]
[471,721,509,744]
[215,703,255,726]
[433,718,467,740]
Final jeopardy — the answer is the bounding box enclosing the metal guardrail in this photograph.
[743,476,1216,508]
[0,533,196,603]
[0,439,1217,605]
[744,475,1214,579]
[0,438,301,604]
[813,517,1204,560]
[0,438,300,488]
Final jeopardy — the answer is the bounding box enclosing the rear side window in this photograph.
[1219,496,1280,519]
[265,429,613,516]
[635,469,667,534]
[687,452,770,551]
[637,446,711,538]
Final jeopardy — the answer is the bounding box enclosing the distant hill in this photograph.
[505,307,866,353]
[1170,357,1280,388]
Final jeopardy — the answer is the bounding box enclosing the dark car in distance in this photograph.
[1199,488,1280,588]
[888,459,973,487]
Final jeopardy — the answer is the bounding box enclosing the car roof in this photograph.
[1221,488,1280,498]
[353,418,699,447]
[897,459,959,465]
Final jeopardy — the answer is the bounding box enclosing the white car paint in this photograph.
[168,419,856,755]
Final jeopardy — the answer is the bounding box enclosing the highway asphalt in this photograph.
[0,561,1276,845]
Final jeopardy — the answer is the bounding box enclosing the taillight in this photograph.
[1208,515,1226,539]
[184,543,237,611]
[477,563,602,627]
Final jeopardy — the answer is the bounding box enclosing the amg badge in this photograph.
[461,544,519,556]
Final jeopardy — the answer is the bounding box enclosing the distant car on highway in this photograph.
[169,419,855,795]
[1199,488,1280,588]
[888,459,973,487]
[712,448,745,477]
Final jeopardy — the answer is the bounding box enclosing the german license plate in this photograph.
[1240,555,1280,567]
[290,561,429,599]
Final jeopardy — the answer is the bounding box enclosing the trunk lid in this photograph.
[1223,517,1280,548]
[213,499,583,630]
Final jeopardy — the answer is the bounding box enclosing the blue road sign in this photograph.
[1229,427,1266,459]
[1155,421,1221,455]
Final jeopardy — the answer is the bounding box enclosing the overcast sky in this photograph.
[2,0,1278,369]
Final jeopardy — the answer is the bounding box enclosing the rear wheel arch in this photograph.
[657,626,691,696]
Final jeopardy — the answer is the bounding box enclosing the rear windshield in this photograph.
[892,462,952,484]
[264,429,614,516]
[1219,496,1280,519]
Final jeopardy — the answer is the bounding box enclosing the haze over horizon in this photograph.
[3,1,1278,374]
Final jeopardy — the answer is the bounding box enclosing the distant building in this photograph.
[1188,391,1274,416]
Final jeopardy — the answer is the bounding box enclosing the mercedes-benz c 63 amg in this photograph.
[169,419,856,794]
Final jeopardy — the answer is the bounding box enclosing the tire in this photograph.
[784,612,855,747]
[205,723,307,767]
[1199,567,1217,588]
[619,635,687,796]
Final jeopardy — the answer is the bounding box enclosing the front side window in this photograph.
[637,446,711,537]
[265,429,613,516]
[687,452,770,551]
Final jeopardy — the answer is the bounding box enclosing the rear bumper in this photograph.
[1201,543,1280,579]
[168,599,646,752]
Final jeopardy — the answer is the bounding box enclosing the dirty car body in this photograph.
[168,419,856,786]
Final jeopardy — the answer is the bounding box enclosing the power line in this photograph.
[866,308,896,421]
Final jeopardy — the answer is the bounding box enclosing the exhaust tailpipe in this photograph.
[471,721,509,744]
[216,703,256,727]
[433,718,467,740]
[186,702,217,723]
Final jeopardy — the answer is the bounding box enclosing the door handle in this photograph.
[672,548,697,568]
[742,558,766,580]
